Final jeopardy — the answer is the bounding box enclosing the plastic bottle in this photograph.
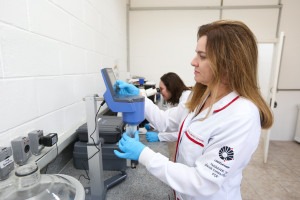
[138,78,146,96]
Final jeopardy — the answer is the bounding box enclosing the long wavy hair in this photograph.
[160,72,190,105]
[185,20,273,129]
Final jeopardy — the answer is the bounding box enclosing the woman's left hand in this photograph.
[114,131,146,161]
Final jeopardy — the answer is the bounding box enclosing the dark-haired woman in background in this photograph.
[159,72,191,108]
[145,72,191,143]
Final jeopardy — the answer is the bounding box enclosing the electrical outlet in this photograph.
[0,146,14,180]
[11,136,31,166]
[28,130,45,156]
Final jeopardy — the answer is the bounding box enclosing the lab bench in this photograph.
[60,134,175,200]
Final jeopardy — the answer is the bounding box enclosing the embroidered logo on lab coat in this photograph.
[219,146,234,161]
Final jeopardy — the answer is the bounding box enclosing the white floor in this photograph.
[242,139,300,200]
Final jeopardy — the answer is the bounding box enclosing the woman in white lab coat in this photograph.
[145,72,191,142]
[159,72,191,109]
[114,20,273,200]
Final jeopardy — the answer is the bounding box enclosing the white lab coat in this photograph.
[139,91,261,200]
[157,90,191,142]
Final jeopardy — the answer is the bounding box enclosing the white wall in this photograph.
[129,9,219,87]
[0,0,128,147]
[129,0,279,88]
[278,0,300,89]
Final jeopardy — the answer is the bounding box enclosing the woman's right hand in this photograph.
[114,80,140,96]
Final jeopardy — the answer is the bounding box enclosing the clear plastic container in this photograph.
[126,124,137,138]
[0,163,85,200]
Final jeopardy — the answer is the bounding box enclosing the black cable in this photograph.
[77,100,105,181]
[78,174,90,182]
[78,161,90,182]
[87,100,105,160]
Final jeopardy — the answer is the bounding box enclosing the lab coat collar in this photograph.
[191,91,240,121]
[212,91,240,114]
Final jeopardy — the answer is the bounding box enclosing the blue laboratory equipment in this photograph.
[81,68,145,200]
[101,68,145,137]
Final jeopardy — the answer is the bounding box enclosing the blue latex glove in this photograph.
[114,131,145,161]
[146,131,159,142]
[144,123,151,131]
[114,80,139,96]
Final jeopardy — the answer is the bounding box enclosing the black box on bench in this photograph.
[73,141,126,171]
[76,115,125,144]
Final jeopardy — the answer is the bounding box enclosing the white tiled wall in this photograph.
[0,0,29,29]
[0,0,128,146]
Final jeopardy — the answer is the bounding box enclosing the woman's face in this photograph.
[191,36,213,86]
[159,81,171,101]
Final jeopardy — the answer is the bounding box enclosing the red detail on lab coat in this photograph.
[185,131,204,147]
[213,96,239,113]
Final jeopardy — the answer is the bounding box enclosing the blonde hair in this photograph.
[186,20,273,129]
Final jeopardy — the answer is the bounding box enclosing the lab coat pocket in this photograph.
[185,130,205,148]
[179,130,207,165]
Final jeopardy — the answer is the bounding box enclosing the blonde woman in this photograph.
[114,20,273,200]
